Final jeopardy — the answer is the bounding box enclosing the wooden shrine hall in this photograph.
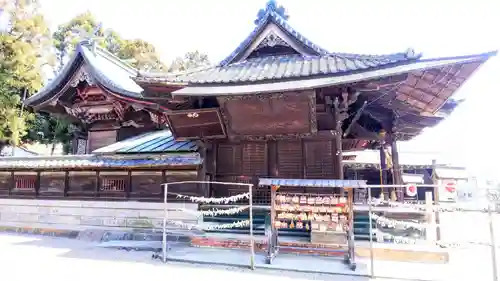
[3,0,495,203]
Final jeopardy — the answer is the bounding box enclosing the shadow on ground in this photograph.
[8,233,371,281]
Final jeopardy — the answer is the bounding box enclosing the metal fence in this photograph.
[153,182,500,281]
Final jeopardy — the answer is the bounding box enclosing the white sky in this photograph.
[39,0,500,178]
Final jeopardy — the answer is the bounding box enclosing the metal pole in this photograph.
[249,184,255,270]
[488,201,498,281]
[162,183,168,263]
[368,187,375,278]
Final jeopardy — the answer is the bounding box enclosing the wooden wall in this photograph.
[0,169,199,202]
[206,139,340,204]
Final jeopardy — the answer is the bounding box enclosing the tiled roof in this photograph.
[170,52,494,97]
[342,150,466,169]
[138,52,416,85]
[93,130,197,154]
[0,154,201,169]
[24,41,144,107]
[258,178,367,188]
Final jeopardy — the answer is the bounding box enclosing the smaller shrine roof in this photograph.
[343,150,466,170]
[0,153,201,170]
[93,130,198,154]
[24,41,144,107]
[258,178,367,188]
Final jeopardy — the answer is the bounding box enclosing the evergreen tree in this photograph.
[0,0,53,152]
[169,50,211,72]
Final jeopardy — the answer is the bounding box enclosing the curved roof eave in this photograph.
[173,50,497,96]
[24,41,149,108]
[23,51,83,107]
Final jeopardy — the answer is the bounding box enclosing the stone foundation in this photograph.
[0,199,200,233]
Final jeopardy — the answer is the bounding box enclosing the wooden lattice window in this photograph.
[242,142,267,176]
[101,179,125,191]
[14,172,36,190]
[304,140,334,179]
[217,144,242,175]
[277,141,303,178]
[99,171,127,192]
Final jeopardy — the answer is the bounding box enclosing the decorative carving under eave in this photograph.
[337,89,359,122]
[64,106,91,123]
[70,68,95,88]
[230,132,316,141]
[220,92,288,101]
[87,111,119,123]
[255,32,290,50]
[148,111,168,124]
[121,120,144,128]
[112,101,125,120]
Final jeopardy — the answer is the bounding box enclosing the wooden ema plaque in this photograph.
[274,193,349,246]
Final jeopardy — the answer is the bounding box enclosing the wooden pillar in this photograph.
[63,171,69,197]
[35,172,41,198]
[95,171,100,198]
[326,96,343,181]
[9,171,14,196]
[391,135,403,201]
[431,159,441,240]
[268,140,278,177]
[378,130,388,199]
[196,140,209,198]
[210,141,218,198]
[126,170,132,199]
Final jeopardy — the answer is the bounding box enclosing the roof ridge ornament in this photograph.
[254,0,289,25]
[405,48,420,59]
[75,23,105,55]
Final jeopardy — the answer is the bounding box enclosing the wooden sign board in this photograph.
[166,108,226,140]
[218,91,317,139]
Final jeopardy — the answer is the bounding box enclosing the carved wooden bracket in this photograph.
[255,32,291,51]
[70,68,95,88]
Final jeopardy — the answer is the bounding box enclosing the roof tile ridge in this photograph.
[139,64,216,78]
[78,40,138,75]
[329,48,422,60]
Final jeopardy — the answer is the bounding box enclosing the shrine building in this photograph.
[0,0,493,205]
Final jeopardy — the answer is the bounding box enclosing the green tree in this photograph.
[33,11,167,154]
[118,39,166,71]
[26,112,72,155]
[0,0,52,153]
[52,11,165,71]
[168,50,211,72]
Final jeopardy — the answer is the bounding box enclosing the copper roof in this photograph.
[0,153,201,169]
[93,130,197,154]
